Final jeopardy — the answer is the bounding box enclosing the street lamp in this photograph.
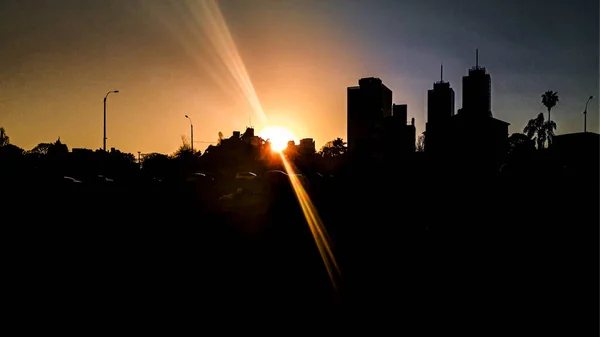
[584,96,593,133]
[104,90,119,152]
[185,115,194,153]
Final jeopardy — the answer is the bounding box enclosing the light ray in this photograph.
[280,153,341,292]
[189,0,266,123]
[146,0,267,123]
[143,0,341,291]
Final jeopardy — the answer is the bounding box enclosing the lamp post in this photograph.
[103,90,119,152]
[584,96,593,133]
[185,115,194,153]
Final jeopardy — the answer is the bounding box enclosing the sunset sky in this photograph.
[0,0,597,155]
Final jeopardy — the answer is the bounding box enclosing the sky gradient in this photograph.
[0,0,598,155]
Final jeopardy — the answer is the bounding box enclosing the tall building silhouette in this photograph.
[386,104,416,154]
[347,77,392,154]
[424,52,509,167]
[427,64,455,124]
[462,49,492,117]
[393,104,408,123]
[425,65,455,154]
[347,77,415,163]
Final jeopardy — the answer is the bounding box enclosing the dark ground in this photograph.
[2,167,598,334]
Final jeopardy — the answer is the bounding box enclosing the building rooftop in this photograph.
[469,66,487,72]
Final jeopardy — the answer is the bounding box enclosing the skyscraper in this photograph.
[424,51,509,167]
[393,104,408,122]
[427,64,455,124]
[425,65,455,154]
[462,49,491,117]
[387,104,415,154]
[347,77,392,154]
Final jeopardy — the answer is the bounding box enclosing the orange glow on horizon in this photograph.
[0,0,369,155]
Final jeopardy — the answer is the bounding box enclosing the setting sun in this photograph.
[259,126,297,152]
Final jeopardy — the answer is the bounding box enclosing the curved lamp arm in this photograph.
[584,96,593,114]
[105,90,119,100]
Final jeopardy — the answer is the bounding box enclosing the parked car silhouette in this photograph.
[235,172,258,180]
[186,172,215,183]
[265,170,287,176]
[97,175,114,183]
[63,176,82,184]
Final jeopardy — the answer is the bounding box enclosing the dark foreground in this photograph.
[2,168,598,334]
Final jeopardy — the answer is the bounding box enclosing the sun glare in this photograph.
[259,126,296,152]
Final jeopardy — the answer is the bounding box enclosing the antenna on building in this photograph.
[440,64,443,82]
[476,48,479,68]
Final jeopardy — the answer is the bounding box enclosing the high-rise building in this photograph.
[427,65,455,124]
[347,77,417,165]
[425,65,455,154]
[383,106,416,155]
[462,49,491,117]
[393,104,408,122]
[424,52,509,167]
[347,77,392,154]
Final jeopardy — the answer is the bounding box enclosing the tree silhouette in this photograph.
[29,143,53,155]
[283,140,298,159]
[48,138,69,158]
[109,148,135,163]
[171,135,201,178]
[541,91,559,122]
[173,135,201,158]
[142,153,171,178]
[0,127,10,147]
[262,139,272,154]
[0,143,24,162]
[416,134,425,152]
[507,133,535,156]
[524,113,556,149]
[319,138,347,158]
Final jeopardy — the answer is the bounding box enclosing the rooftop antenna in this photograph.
[476,48,479,68]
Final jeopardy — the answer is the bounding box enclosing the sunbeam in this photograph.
[280,153,341,292]
[146,0,267,124]
[143,0,341,291]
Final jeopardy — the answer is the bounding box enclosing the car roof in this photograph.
[265,170,287,175]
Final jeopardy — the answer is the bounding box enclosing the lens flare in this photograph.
[147,0,267,123]
[145,0,341,291]
[280,153,341,291]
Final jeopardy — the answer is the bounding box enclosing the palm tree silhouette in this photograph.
[524,113,557,149]
[541,91,559,122]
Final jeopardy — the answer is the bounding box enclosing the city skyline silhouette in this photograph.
[0,0,597,156]
[0,0,598,333]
